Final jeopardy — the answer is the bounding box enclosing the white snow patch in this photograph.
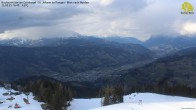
[67,98,102,110]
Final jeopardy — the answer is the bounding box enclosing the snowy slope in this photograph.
[0,87,43,110]
[1,86,195,110]
[68,93,196,110]
[68,98,102,110]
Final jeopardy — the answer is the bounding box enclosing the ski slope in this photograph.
[0,87,43,110]
[1,86,196,110]
[68,93,196,110]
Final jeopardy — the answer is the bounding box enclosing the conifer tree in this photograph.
[103,86,110,106]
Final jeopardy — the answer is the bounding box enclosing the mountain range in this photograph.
[104,36,196,57]
[0,37,154,82]
[2,35,196,55]
[144,36,196,56]
[1,35,196,89]
[123,47,196,88]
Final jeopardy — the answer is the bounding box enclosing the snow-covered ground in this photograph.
[0,87,43,110]
[68,93,196,110]
[68,98,102,110]
[1,86,196,110]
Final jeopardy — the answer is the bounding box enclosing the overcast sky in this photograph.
[0,0,196,40]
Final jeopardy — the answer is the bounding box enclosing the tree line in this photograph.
[100,82,196,107]
[13,79,73,110]
[100,85,124,106]
[123,83,196,98]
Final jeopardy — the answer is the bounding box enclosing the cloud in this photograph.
[99,0,114,6]
[0,0,196,40]
[0,26,80,40]
[180,22,196,35]
[0,2,87,30]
